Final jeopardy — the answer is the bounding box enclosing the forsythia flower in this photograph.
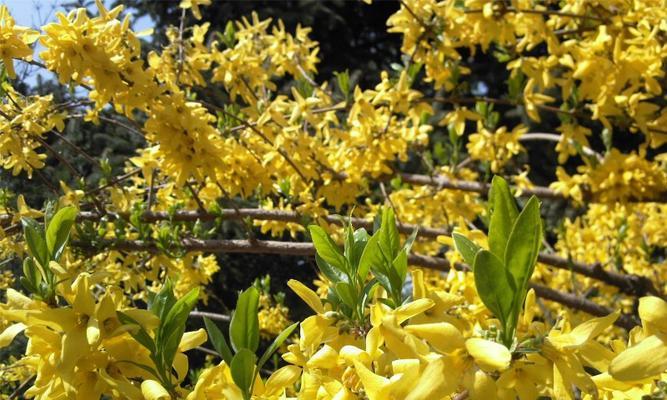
[179,0,212,20]
[467,123,527,172]
[0,6,38,78]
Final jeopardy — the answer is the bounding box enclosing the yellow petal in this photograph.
[638,296,667,335]
[60,326,88,373]
[549,311,619,350]
[394,298,434,324]
[86,317,100,346]
[141,379,170,400]
[179,328,207,352]
[340,345,371,366]
[470,370,497,400]
[465,338,511,372]
[405,356,457,400]
[353,360,392,400]
[288,280,324,314]
[404,322,464,354]
[609,333,667,381]
[0,323,25,348]
[306,344,339,369]
[263,365,301,396]
[174,352,189,382]
[72,273,95,316]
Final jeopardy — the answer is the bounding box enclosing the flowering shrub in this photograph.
[0,0,666,398]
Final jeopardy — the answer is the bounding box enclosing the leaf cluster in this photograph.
[454,176,542,348]
[309,208,418,329]
[20,205,77,304]
[203,287,298,400]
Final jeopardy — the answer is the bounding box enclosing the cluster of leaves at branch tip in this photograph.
[203,286,298,400]
[453,175,543,349]
[308,207,418,331]
[118,281,199,395]
[21,205,77,304]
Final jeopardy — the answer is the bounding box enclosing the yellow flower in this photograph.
[179,0,211,20]
[609,297,667,381]
[0,5,39,78]
[465,338,511,372]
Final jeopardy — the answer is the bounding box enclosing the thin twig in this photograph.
[190,310,230,322]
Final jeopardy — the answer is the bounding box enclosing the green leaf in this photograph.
[22,257,40,288]
[335,282,356,308]
[487,176,519,259]
[473,250,515,326]
[45,206,77,261]
[315,253,347,284]
[505,196,542,317]
[230,287,260,353]
[372,271,392,299]
[117,311,156,354]
[231,349,256,400]
[203,317,233,365]
[452,232,481,267]
[159,288,200,371]
[392,249,408,284]
[358,233,382,279]
[349,228,369,270]
[360,280,378,311]
[19,276,37,294]
[116,360,160,381]
[21,218,49,269]
[309,225,346,272]
[257,322,298,371]
[402,227,419,254]
[344,223,354,265]
[150,280,177,321]
[378,208,400,259]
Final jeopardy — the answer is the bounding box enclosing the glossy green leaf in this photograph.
[230,287,260,353]
[335,282,356,308]
[402,227,419,254]
[149,279,177,321]
[159,288,199,371]
[473,250,515,325]
[358,233,382,279]
[45,206,77,261]
[378,208,400,259]
[309,225,346,271]
[257,322,298,371]
[487,176,518,259]
[349,228,370,269]
[117,311,156,354]
[203,317,233,365]
[21,218,49,269]
[315,253,347,284]
[452,232,481,267]
[22,257,41,288]
[360,280,378,310]
[231,348,256,400]
[392,249,408,284]
[505,196,542,320]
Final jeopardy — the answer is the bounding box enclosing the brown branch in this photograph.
[398,172,565,199]
[71,238,638,329]
[3,207,660,298]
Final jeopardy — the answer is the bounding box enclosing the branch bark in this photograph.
[40,208,659,299]
[72,237,639,330]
